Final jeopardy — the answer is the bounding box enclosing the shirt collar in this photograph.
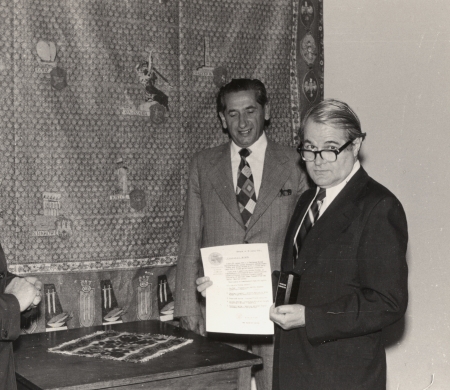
[230,131,268,158]
[316,160,361,199]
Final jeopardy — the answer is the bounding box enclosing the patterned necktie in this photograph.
[293,187,326,264]
[236,148,257,229]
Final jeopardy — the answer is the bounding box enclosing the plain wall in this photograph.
[324,1,450,388]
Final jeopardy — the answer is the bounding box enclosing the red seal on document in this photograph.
[208,252,223,265]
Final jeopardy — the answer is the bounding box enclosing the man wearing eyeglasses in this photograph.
[269,99,408,390]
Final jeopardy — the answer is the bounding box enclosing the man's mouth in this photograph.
[239,129,251,135]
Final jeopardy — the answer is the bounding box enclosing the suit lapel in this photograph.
[246,140,293,231]
[294,168,370,275]
[281,188,316,272]
[207,143,245,228]
[207,139,299,231]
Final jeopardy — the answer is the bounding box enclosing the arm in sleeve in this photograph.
[305,196,408,345]
[0,294,21,341]
[0,246,21,340]
[174,154,204,318]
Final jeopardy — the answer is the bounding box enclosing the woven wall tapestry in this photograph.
[2,0,182,273]
[0,0,322,284]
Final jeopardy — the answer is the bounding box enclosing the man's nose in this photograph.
[239,114,248,128]
[314,152,326,165]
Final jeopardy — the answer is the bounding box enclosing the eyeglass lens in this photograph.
[301,150,337,162]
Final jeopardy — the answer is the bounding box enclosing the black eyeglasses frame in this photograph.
[296,139,354,162]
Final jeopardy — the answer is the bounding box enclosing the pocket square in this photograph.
[279,189,292,197]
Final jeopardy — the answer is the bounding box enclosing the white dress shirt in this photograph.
[293,160,361,244]
[230,132,268,199]
[318,160,361,217]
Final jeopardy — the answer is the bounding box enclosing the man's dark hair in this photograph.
[216,78,268,113]
[299,99,367,142]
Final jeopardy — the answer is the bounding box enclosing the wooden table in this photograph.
[14,320,262,390]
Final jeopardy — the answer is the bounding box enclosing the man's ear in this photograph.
[264,103,271,121]
[219,112,227,129]
[352,137,362,158]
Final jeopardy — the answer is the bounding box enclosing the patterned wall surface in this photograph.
[291,0,324,142]
[0,0,323,277]
[180,0,297,155]
[0,2,16,266]
[4,0,182,274]
[21,266,176,333]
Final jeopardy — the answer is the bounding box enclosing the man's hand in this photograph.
[195,276,212,297]
[5,277,42,312]
[269,303,306,330]
[179,315,206,336]
[23,276,43,309]
[23,276,43,291]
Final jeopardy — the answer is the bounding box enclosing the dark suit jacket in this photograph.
[0,245,21,390]
[175,137,309,318]
[273,167,408,390]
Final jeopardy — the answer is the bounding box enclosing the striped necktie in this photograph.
[293,188,326,264]
[236,148,257,229]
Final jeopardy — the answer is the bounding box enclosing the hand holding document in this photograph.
[200,243,274,335]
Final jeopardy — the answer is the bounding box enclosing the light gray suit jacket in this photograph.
[174,137,308,318]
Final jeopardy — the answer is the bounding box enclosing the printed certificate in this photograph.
[201,243,274,335]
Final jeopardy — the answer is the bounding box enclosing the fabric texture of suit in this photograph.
[273,167,408,390]
[0,245,21,390]
[174,137,308,389]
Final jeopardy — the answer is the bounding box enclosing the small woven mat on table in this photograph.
[48,330,193,363]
